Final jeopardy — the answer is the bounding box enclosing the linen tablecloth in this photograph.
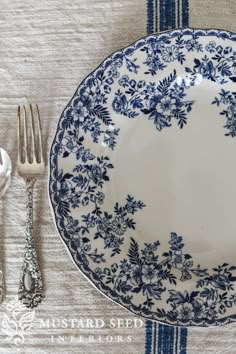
[0,1,235,353]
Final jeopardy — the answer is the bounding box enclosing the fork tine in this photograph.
[17,106,22,163]
[23,105,28,163]
[29,104,36,162]
[36,104,43,163]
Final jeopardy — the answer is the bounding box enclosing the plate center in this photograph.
[107,89,236,264]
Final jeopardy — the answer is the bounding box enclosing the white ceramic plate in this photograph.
[49,28,236,327]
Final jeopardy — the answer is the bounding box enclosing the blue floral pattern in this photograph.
[113,70,194,130]
[141,34,236,84]
[62,195,145,263]
[212,89,236,137]
[142,34,203,75]
[95,233,236,322]
[142,33,236,83]
[56,151,145,258]
[185,40,236,84]
[61,51,139,152]
[49,29,236,326]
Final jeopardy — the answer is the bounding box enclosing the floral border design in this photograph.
[212,89,236,137]
[49,28,236,327]
[113,70,194,131]
[141,34,203,75]
[95,233,236,322]
[184,40,236,84]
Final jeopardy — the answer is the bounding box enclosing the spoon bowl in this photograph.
[0,148,11,303]
[0,148,12,198]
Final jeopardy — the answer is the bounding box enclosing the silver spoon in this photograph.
[0,148,12,302]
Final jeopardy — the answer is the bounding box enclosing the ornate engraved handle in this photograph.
[18,179,43,308]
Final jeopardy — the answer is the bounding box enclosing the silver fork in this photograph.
[17,104,45,308]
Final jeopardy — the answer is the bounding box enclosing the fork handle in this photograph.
[18,179,43,308]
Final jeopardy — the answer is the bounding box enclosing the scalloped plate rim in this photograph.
[48,27,236,327]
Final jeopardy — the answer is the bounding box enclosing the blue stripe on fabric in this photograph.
[171,0,176,29]
[144,314,188,354]
[155,0,158,32]
[147,0,154,33]
[175,326,179,353]
[164,324,175,354]
[179,327,188,354]
[157,323,162,354]
[145,320,153,354]
[159,0,165,31]
[154,322,157,354]
[169,325,175,353]
[146,0,190,32]
[177,0,180,27]
[182,0,189,27]
[159,0,176,31]
[162,325,168,353]
[145,1,189,353]
[145,320,187,354]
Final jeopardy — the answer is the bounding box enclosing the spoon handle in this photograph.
[0,267,4,303]
[18,179,43,308]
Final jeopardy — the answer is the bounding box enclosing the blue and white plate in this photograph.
[49,28,236,327]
